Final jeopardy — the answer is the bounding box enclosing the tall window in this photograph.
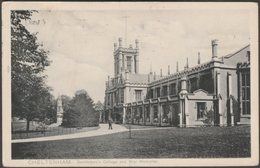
[150,89,154,99]
[156,87,160,98]
[120,88,124,103]
[135,90,142,101]
[162,85,168,96]
[153,105,158,122]
[197,102,206,119]
[170,83,177,95]
[242,72,250,115]
[190,77,198,93]
[127,56,132,73]
[199,73,214,93]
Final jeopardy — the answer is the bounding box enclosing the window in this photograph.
[241,73,250,115]
[139,107,143,119]
[162,85,168,96]
[199,73,214,93]
[120,89,124,103]
[170,83,177,95]
[145,106,150,122]
[135,90,142,101]
[197,102,206,119]
[127,56,132,73]
[150,89,154,99]
[153,105,158,123]
[156,87,160,98]
[190,77,198,93]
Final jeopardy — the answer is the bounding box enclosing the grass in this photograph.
[12,125,250,159]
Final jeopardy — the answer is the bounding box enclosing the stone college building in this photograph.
[104,38,250,127]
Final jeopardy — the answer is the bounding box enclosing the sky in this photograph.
[24,7,250,103]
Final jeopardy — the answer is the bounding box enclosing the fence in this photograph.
[12,126,99,140]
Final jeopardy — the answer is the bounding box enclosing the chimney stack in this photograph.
[211,39,218,60]
[198,52,201,64]
[135,39,139,49]
[176,62,179,72]
[168,65,170,75]
[119,37,122,47]
[154,72,156,80]
[184,57,189,70]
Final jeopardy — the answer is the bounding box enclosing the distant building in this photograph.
[104,38,250,127]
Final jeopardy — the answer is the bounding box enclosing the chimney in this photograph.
[119,37,122,47]
[135,39,139,49]
[198,52,201,64]
[211,39,218,60]
[160,69,162,77]
[114,43,117,51]
[184,58,189,70]
[129,44,133,49]
[154,72,156,80]
[176,62,179,72]
[168,65,170,75]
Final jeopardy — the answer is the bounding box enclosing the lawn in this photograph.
[12,125,250,159]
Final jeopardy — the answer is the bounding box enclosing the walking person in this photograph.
[108,119,113,130]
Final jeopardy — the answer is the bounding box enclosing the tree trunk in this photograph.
[26,119,30,132]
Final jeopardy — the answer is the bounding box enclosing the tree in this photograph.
[62,90,99,127]
[94,101,104,123]
[11,10,52,131]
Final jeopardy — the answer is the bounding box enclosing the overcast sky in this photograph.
[25,7,250,103]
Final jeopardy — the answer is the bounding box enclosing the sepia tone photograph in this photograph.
[2,2,259,167]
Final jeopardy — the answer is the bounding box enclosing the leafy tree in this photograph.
[62,90,99,127]
[11,10,52,131]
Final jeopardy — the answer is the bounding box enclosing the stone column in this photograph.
[158,103,162,126]
[150,103,153,125]
[184,97,189,126]
[130,105,134,124]
[143,104,145,125]
[123,107,126,124]
[216,72,224,126]
[228,73,234,126]
[179,100,183,127]
[179,76,188,127]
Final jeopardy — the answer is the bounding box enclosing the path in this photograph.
[12,124,128,143]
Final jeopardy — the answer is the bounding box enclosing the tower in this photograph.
[113,38,139,77]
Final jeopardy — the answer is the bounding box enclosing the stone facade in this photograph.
[104,38,250,127]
